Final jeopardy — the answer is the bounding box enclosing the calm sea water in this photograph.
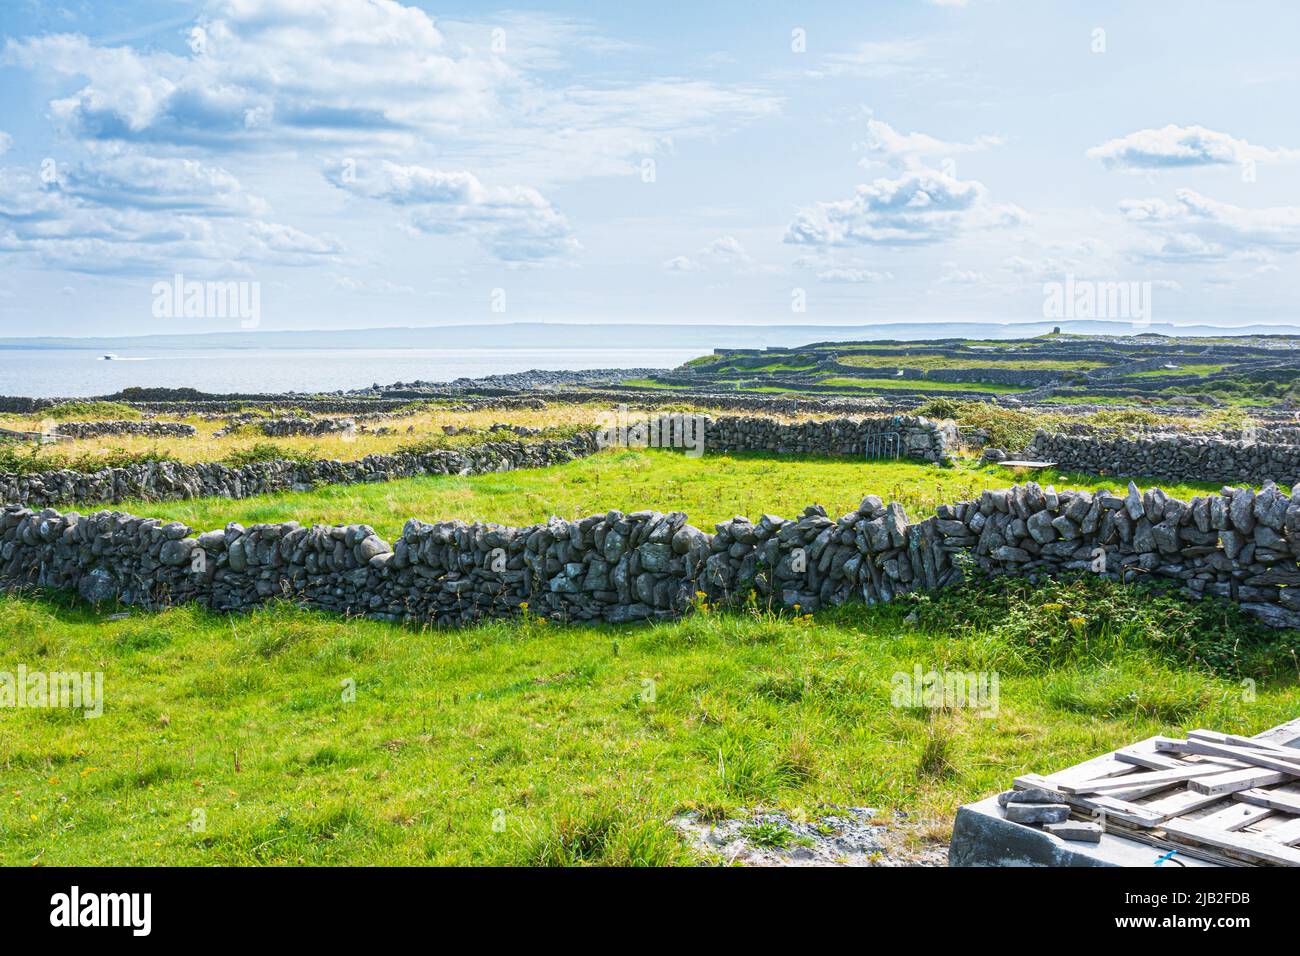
[0,348,699,398]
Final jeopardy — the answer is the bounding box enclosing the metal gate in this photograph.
[864,431,901,460]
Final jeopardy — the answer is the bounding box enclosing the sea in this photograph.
[0,348,700,398]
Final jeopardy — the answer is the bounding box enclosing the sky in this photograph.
[1,0,1298,337]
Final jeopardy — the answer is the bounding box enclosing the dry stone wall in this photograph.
[257,416,356,437]
[0,434,600,510]
[52,421,197,439]
[700,415,954,462]
[1027,430,1300,485]
[4,480,1299,630]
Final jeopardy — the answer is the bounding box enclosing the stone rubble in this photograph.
[670,808,946,867]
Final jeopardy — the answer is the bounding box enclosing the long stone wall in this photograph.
[1027,430,1300,485]
[827,363,1065,387]
[0,434,600,510]
[700,414,954,462]
[257,416,356,437]
[52,421,197,439]
[4,480,1299,630]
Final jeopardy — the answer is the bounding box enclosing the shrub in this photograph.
[915,398,1042,451]
[900,573,1299,680]
[222,442,319,466]
[0,443,176,475]
[43,400,141,421]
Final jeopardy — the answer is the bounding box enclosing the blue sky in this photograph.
[1,0,1298,336]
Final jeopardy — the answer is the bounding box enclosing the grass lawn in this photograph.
[82,449,1230,541]
[2,578,1295,866]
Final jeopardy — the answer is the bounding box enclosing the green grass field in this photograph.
[85,449,1228,540]
[2,575,1295,866]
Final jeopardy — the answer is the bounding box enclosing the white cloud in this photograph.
[60,155,265,215]
[1120,188,1300,260]
[0,132,10,156]
[4,1,508,146]
[243,220,342,264]
[815,268,893,283]
[326,160,578,262]
[785,169,1025,247]
[1088,124,1300,171]
[938,265,988,285]
[1,0,781,278]
[488,81,779,182]
[4,3,778,185]
[704,235,750,263]
[857,116,1002,169]
[663,235,764,275]
[332,275,416,295]
[807,39,936,80]
[0,159,335,274]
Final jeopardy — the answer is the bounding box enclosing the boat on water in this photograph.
[101,353,118,360]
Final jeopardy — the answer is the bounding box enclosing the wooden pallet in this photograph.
[1013,718,1300,867]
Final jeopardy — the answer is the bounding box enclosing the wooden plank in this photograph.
[1113,745,1244,772]
[1198,802,1275,833]
[1189,767,1292,797]
[1253,717,1300,748]
[1142,787,1229,818]
[1060,763,1240,796]
[1256,815,1300,846]
[1157,738,1300,775]
[1191,728,1300,759]
[1235,787,1300,815]
[1161,819,1300,866]
[1036,746,1149,788]
[1113,746,1189,771]
[1106,780,1185,801]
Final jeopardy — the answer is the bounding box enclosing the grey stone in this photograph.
[997,787,1065,806]
[1043,821,1103,843]
[77,567,118,605]
[1003,802,1072,825]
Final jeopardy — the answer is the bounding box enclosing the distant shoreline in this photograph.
[6,319,1300,353]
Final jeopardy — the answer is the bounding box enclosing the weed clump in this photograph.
[899,573,1298,679]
